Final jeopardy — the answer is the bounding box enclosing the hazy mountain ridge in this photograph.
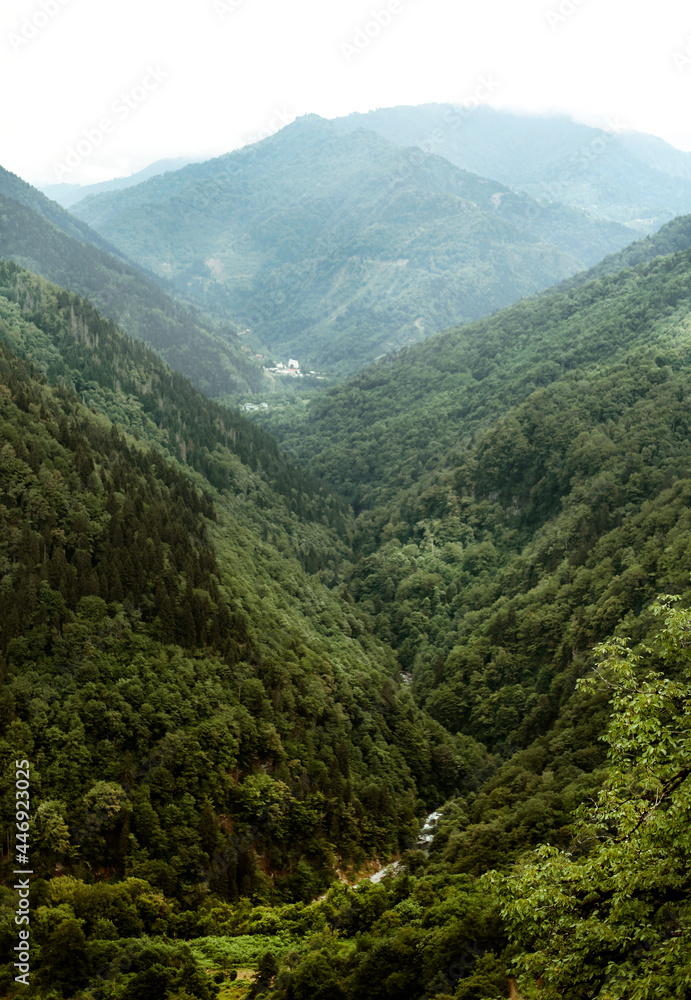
[336,104,691,230]
[70,115,636,374]
[39,157,197,208]
[0,163,125,257]
[0,188,264,396]
[552,212,691,291]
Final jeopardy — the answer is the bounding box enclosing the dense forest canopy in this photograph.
[2,186,691,997]
[250,240,691,753]
[0,264,480,996]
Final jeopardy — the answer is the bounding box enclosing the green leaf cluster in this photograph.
[496,598,691,999]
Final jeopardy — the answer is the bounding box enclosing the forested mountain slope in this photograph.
[263,244,691,506]
[0,165,121,257]
[227,237,691,999]
[0,191,263,397]
[2,244,691,997]
[255,244,691,754]
[70,116,634,374]
[556,211,691,290]
[336,104,691,229]
[0,262,479,995]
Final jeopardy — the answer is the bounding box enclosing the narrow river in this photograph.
[369,809,442,883]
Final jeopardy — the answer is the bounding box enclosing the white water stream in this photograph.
[368,809,442,883]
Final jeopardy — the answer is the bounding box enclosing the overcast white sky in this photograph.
[2,0,691,187]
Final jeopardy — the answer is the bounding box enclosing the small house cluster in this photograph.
[267,359,302,376]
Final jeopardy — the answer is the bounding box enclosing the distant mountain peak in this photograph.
[69,117,637,375]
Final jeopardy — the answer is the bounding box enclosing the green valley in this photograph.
[0,262,474,998]
[2,138,691,1000]
[70,116,635,376]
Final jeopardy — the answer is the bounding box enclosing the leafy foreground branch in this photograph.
[494,597,691,1000]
